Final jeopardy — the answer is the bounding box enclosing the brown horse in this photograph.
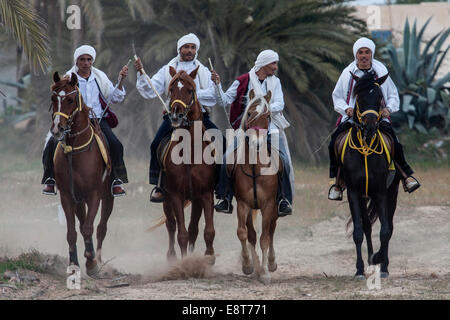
[161,66,216,263]
[50,72,114,276]
[230,89,280,284]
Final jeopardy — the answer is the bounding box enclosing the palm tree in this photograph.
[113,0,367,163]
[0,0,50,74]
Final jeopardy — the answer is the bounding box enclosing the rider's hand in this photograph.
[345,107,354,118]
[211,70,220,85]
[119,65,128,79]
[381,107,390,118]
[134,57,143,73]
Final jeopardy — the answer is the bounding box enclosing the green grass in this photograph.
[0,250,44,279]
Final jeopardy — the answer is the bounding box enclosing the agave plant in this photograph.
[382,17,450,133]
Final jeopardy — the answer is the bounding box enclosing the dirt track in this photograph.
[0,164,449,300]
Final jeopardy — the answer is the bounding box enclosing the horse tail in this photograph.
[146,215,166,232]
[146,200,191,232]
[345,199,378,238]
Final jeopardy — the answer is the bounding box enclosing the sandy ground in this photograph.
[0,162,449,300]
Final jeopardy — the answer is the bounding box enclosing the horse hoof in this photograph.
[242,265,254,275]
[86,261,99,278]
[354,274,366,280]
[380,272,389,278]
[260,274,271,285]
[269,262,277,272]
[205,254,215,266]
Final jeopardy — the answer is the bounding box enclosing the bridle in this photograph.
[169,74,198,126]
[51,85,93,153]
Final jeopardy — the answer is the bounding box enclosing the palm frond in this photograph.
[0,0,51,74]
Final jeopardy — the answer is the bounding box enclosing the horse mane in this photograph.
[238,94,270,130]
[353,71,378,97]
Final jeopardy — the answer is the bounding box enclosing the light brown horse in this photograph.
[161,66,216,263]
[50,72,114,276]
[229,89,280,284]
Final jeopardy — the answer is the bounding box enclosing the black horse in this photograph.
[340,71,400,279]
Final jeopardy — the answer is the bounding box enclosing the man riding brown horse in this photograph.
[42,45,129,197]
[134,33,224,203]
[328,37,420,201]
[211,49,294,216]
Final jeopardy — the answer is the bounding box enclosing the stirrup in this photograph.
[150,186,165,203]
[278,199,292,217]
[404,176,421,193]
[42,178,57,195]
[328,184,343,201]
[111,179,126,197]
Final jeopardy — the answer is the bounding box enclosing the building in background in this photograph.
[352,1,450,78]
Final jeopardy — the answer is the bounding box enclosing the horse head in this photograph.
[351,71,388,144]
[168,66,202,128]
[241,89,271,151]
[50,72,85,141]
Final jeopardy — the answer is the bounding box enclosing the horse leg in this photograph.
[188,199,202,253]
[237,201,253,275]
[201,192,215,264]
[61,195,79,266]
[268,201,278,273]
[246,209,260,277]
[371,193,392,278]
[82,195,102,277]
[96,193,114,265]
[259,205,275,285]
[361,200,374,264]
[173,197,188,258]
[347,190,365,278]
[163,201,177,264]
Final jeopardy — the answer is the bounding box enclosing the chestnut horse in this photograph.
[50,72,114,276]
[161,66,216,263]
[229,89,280,284]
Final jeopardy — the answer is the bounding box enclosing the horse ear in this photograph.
[53,72,60,83]
[264,90,272,103]
[376,72,389,86]
[70,72,78,87]
[249,89,255,101]
[169,66,177,78]
[189,66,200,80]
[349,71,359,82]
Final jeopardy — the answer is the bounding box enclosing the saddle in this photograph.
[156,134,173,171]
[334,128,395,189]
[53,125,112,176]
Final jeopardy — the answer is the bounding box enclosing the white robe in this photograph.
[65,66,126,118]
[332,59,400,122]
[136,58,217,112]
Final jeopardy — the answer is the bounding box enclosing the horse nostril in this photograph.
[178,113,183,119]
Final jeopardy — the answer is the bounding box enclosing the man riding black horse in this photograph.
[328,37,420,201]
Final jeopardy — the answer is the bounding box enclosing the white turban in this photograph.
[254,49,279,72]
[353,37,375,60]
[177,33,200,53]
[73,45,96,64]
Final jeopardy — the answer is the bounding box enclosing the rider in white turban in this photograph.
[73,44,97,64]
[177,33,200,59]
[254,49,279,72]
